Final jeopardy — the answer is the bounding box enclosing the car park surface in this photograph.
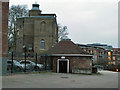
[2,70,118,88]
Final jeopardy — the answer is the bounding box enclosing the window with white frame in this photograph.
[40,39,45,50]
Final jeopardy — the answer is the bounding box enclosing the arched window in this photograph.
[40,39,45,50]
[41,21,46,31]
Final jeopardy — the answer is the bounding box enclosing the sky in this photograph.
[9,0,119,48]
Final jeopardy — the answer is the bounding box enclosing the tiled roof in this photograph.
[42,40,89,55]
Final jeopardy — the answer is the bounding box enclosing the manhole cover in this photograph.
[61,76,69,78]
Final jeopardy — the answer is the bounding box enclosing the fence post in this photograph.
[11,52,13,73]
[36,53,37,66]
[45,55,46,70]
[51,56,53,70]
[24,52,26,72]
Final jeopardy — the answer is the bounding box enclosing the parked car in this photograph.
[93,65,104,72]
[7,60,23,72]
[106,64,118,71]
[117,64,120,72]
[94,65,104,69]
[113,64,120,72]
[19,60,44,71]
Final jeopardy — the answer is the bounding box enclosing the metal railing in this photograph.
[7,52,52,74]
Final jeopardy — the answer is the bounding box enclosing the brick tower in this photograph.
[16,3,58,55]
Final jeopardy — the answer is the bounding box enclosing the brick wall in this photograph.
[2,2,9,57]
[52,56,92,73]
[16,17,58,54]
[0,1,2,57]
[0,1,9,57]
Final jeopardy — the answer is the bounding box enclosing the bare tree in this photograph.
[8,5,28,51]
[58,24,69,41]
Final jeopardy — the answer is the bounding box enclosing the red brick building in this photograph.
[0,0,9,76]
[42,39,93,74]
[0,0,9,57]
[111,48,120,65]
[77,43,120,71]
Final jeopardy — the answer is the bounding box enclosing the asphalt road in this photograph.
[2,70,118,88]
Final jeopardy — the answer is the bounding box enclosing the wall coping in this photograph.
[51,54,93,57]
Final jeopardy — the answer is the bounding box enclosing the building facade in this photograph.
[42,40,93,74]
[77,43,120,70]
[16,3,58,55]
[0,0,9,76]
[112,48,120,65]
[77,44,106,65]
[0,1,9,57]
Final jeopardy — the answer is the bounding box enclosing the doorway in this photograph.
[57,59,69,73]
[59,61,67,73]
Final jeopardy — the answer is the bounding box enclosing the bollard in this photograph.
[11,52,13,73]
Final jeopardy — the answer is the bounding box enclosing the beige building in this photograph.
[16,3,58,54]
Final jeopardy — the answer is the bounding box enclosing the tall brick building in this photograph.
[16,3,58,54]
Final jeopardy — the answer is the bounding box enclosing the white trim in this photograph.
[57,59,69,73]
[52,54,93,57]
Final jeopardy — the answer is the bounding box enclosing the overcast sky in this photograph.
[9,0,119,48]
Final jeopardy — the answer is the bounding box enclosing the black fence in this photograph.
[7,52,53,74]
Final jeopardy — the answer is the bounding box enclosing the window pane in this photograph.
[40,40,45,50]
[28,43,32,50]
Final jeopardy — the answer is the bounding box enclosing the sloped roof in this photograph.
[42,40,89,55]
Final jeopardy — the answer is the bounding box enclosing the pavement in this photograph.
[2,70,119,88]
